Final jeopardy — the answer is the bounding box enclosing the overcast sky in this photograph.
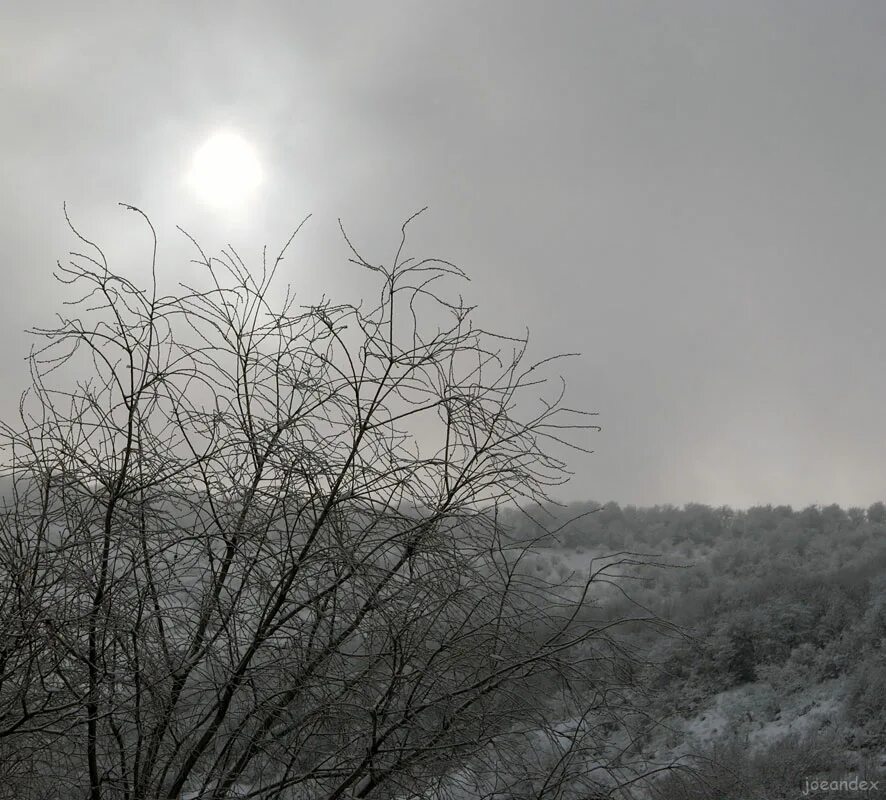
[3,1,886,509]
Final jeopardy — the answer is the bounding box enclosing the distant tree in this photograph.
[0,208,663,800]
[798,505,823,532]
[679,503,722,544]
[847,506,866,527]
[868,501,886,525]
[743,504,780,534]
[820,503,848,536]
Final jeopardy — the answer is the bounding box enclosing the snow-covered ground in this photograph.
[644,675,886,772]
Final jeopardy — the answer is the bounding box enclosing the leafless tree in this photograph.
[0,206,665,799]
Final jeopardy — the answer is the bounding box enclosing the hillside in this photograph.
[504,501,886,798]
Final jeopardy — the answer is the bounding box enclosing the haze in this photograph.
[2,1,885,509]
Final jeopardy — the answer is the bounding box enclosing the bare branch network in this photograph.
[0,208,665,800]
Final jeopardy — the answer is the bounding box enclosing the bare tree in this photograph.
[0,207,663,800]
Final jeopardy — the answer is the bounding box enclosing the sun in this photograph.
[186,130,263,211]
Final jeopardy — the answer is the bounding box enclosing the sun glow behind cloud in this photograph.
[186,130,263,212]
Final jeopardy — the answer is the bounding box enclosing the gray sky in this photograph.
[3,1,886,509]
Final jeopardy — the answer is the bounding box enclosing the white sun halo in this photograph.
[187,131,263,211]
